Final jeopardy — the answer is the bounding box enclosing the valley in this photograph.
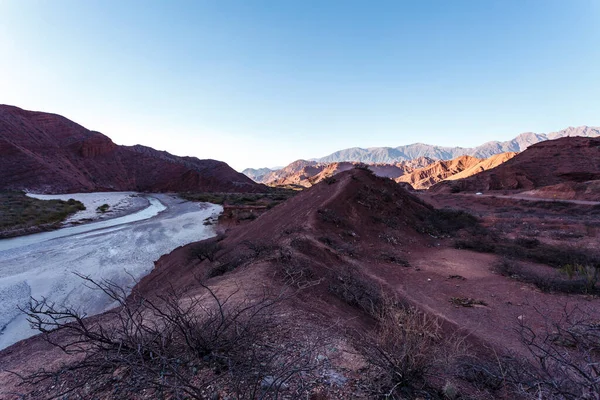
[0,194,221,350]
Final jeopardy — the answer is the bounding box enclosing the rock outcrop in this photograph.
[396,153,517,190]
[432,137,600,195]
[0,105,264,193]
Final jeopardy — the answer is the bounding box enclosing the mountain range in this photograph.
[431,136,600,197]
[243,126,599,180]
[0,105,263,193]
[314,126,599,164]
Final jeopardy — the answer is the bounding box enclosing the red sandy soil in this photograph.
[1,169,599,399]
[0,105,263,193]
[432,136,600,198]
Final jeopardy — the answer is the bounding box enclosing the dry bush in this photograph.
[328,266,383,315]
[189,238,222,262]
[274,247,322,289]
[512,304,600,399]
[13,274,324,399]
[458,304,600,400]
[494,258,599,295]
[356,298,468,398]
[456,236,600,272]
[418,208,481,237]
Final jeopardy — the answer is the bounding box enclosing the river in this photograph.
[0,194,222,350]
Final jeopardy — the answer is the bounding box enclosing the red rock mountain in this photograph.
[0,105,263,193]
[396,153,517,190]
[432,136,600,195]
[257,157,435,188]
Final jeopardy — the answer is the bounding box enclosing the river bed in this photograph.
[0,194,221,350]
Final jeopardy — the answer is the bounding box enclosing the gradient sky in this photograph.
[1,0,599,170]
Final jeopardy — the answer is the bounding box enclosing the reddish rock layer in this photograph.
[396,152,517,190]
[432,137,600,194]
[0,105,263,193]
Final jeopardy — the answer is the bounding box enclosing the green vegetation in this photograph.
[459,235,600,294]
[0,191,85,237]
[96,203,110,213]
[179,190,297,208]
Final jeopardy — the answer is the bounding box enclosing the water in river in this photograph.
[0,194,221,350]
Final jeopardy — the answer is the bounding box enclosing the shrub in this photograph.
[420,209,480,237]
[328,266,383,315]
[96,203,110,213]
[189,239,222,262]
[357,298,467,398]
[17,274,324,399]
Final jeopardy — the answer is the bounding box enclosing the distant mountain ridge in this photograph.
[312,126,600,164]
[0,105,263,193]
[431,136,600,199]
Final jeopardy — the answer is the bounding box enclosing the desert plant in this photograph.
[328,266,383,315]
[458,304,600,399]
[14,274,324,399]
[96,203,110,213]
[189,239,222,262]
[357,298,467,398]
[561,263,599,293]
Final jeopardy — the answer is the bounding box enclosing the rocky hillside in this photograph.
[240,167,274,182]
[314,126,599,164]
[432,136,600,196]
[0,105,263,193]
[247,157,435,187]
[396,152,517,190]
[4,168,597,398]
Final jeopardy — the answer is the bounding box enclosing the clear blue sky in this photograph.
[1,0,599,170]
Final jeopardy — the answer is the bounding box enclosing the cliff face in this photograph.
[0,105,264,193]
[432,137,600,194]
[396,153,517,190]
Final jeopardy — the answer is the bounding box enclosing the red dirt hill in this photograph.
[432,136,600,196]
[2,167,599,399]
[0,105,263,193]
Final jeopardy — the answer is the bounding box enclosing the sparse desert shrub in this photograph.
[274,247,321,289]
[514,237,540,249]
[96,203,110,213]
[449,297,487,308]
[460,304,600,399]
[328,266,383,315]
[454,238,496,253]
[242,239,276,258]
[189,239,222,262]
[353,162,372,172]
[324,176,337,185]
[456,236,600,273]
[316,208,346,227]
[561,263,599,293]
[494,257,524,278]
[16,274,324,399]
[357,298,467,398]
[420,209,480,237]
[494,258,599,295]
[378,252,411,267]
